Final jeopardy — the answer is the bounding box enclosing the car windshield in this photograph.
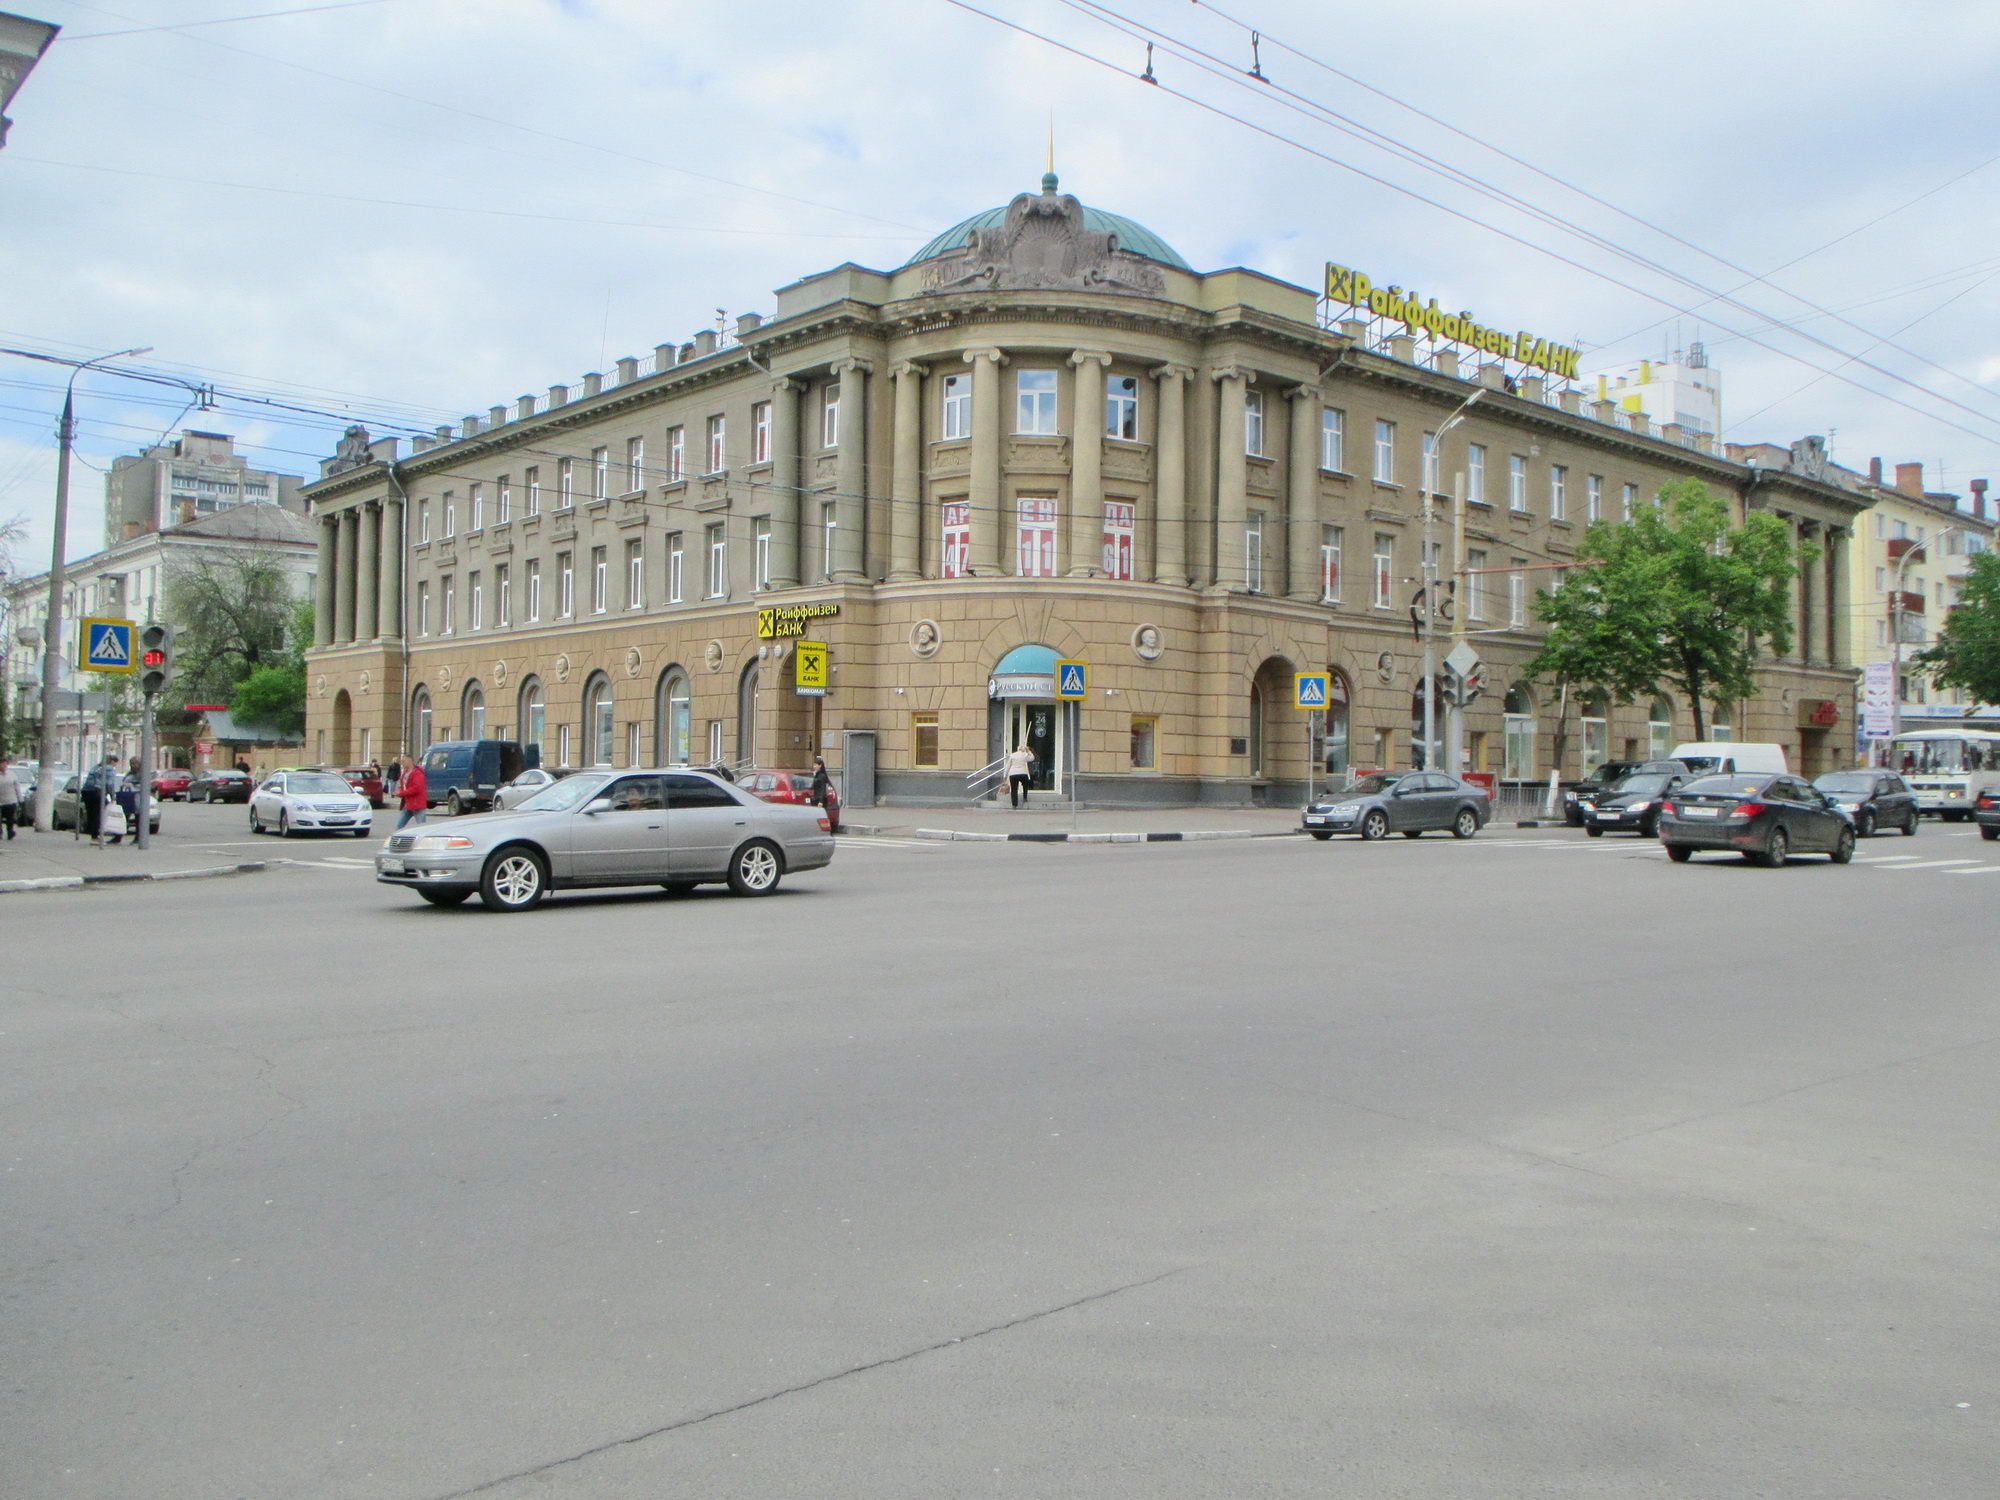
[1343,773,1404,796]
[513,772,609,813]
[1677,756,1725,775]
[288,774,353,795]
[1814,773,1878,794]
[1681,775,1770,798]
[1613,773,1674,795]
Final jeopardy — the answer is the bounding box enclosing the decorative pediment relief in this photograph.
[923,179,1167,298]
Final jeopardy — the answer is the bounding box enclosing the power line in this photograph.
[59,0,404,40]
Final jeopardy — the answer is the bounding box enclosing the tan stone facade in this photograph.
[305,179,1870,803]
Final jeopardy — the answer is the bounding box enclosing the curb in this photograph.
[0,861,270,895]
[907,827,1299,844]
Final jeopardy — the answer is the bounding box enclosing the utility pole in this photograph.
[1448,469,1468,776]
[1425,388,1483,775]
[1889,523,1965,759]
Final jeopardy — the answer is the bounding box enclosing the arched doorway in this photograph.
[517,677,545,757]
[736,659,760,768]
[986,644,1063,795]
[1321,669,1352,775]
[331,689,352,766]
[410,685,433,753]
[1249,657,1298,789]
[461,680,486,741]
[582,673,614,766]
[655,666,690,764]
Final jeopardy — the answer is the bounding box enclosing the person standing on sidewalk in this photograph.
[0,757,20,840]
[395,755,428,829]
[1004,741,1036,809]
[83,754,122,844]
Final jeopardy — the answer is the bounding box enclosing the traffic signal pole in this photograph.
[1448,469,1467,776]
[136,690,154,849]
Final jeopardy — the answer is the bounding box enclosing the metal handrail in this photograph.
[966,756,1006,796]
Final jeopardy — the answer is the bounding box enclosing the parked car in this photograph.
[52,776,161,836]
[742,768,841,832]
[420,739,538,815]
[1583,769,1687,836]
[1659,772,1855,866]
[187,769,253,803]
[1812,770,1919,837]
[149,767,194,800]
[1564,759,1689,825]
[249,769,376,837]
[375,767,835,911]
[1977,789,2000,841]
[1302,771,1490,841]
[1669,741,1789,776]
[491,766,580,811]
[330,766,387,808]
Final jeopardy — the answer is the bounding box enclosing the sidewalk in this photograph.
[848,804,1307,838]
[0,825,272,890]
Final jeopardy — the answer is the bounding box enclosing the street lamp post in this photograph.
[1888,523,1967,760]
[1421,389,1483,773]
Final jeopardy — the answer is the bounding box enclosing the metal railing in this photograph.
[966,756,1006,800]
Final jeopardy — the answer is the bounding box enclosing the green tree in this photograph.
[1915,550,2000,705]
[1520,479,1807,741]
[162,551,296,707]
[226,598,313,736]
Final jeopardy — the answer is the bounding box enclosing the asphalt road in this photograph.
[5,814,1998,1498]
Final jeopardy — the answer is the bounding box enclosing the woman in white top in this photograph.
[1004,743,1036,808]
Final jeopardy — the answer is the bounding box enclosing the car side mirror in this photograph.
[582,797,612,815]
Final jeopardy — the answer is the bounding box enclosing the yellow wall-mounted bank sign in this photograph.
[1325,262,1580,380]
[757,601,840,639]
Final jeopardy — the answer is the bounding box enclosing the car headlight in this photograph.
[410,835,475,851]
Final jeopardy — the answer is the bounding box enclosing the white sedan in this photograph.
[491,767,569,810]
[249,770,376,837]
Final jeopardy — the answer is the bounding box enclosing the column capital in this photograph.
[889,359,928,380]
[964,347,1009,367]
[1287,383,1323,405]
[831,356,874,378]
[1149,362,1194,382]
[1068,349,1113,369]
[772,375,808,395]
[1209,364,1253,385]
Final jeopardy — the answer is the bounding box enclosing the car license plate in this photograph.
[1305,815,1326,824]
[1596,811,1620,820]
[1680,807,1718,818]
[379,857,404,873]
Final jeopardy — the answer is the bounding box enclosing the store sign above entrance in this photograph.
[757,602,840,640]
[1324,262,1581,380]
[989,674,1056,700]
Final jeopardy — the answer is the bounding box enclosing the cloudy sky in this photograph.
[5,0,2000,577]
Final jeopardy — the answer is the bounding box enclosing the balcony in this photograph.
[1893,589,1926,616]
[1887,537,1926,563]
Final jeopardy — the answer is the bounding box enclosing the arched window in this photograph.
[517,677,545,755]
[1648,696,1674,759]
[655,666,691,765]
[1710,701,1734,743]
[462,680,486,741]
[411,685,433,752]
[1579,691,1609,777]
[1322,670,1351,775]
[737,659,760,767]
[582,673,615,766]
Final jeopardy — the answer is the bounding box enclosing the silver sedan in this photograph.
[375,767,835,911]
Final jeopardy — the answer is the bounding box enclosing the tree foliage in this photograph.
[1520,479,1807,740]
[162,551,296,706]
[1915,550,2000,705]
[226,599,313,736]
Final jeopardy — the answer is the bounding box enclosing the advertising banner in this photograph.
[1861,661,1896,738]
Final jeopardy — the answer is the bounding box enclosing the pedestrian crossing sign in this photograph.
[1056,660,1087,700]
[81,618,135,673]
[1294,672,1329,709]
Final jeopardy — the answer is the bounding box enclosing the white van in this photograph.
[1670,741,1789,777]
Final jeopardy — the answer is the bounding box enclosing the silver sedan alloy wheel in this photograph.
[730,840,781,896]
[482,849,545,911]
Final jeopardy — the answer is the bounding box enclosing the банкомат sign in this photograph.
[757,602,840,639]
[1325,262,1580,380]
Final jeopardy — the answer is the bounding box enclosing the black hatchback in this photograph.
[1659,773,1855,866]
[1811,770,1919,837]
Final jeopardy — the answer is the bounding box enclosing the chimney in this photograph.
[1868,456,1883,484]
[735,312,762,339]
[488,406,507,429]
[654,344,677,374]
[1895,461,1924,496]
[547,385,568,409]
[616,356,639,385]
[1972,478,1989,522]
[582,372,603,397]
[515,394,537,420]
[463,416,482,436]
[694,330,718,358]
[435,425,455,443]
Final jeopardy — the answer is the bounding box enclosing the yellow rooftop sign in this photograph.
[1325,262,1580,381]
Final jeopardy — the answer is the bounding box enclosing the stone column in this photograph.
[1827,527,1850,667]
[1151,364,1192,586]
[1798,519,1819,664]
[314,514,337,647]
[889,361,925,581]
[1286,384,1322,601]
[335,506,359,643]
[379,497,404,637]
[1212,367,1250,591]
[966,348,1008,575]
[356,501,379,643]
[769,377,803,587]
[1067,351,1111,576]
[830,357,871,582]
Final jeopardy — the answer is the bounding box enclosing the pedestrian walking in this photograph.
[1004,741,1035,809]
[383,757,401,793]
[0,756,20,840]
[395,754,428,829]
[808,755,841,832]
[83,754,122,844]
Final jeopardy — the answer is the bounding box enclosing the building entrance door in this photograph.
[1007,701,1060,792]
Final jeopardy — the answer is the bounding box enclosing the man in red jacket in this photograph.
[395,755,428,829]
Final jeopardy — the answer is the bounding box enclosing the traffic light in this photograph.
[138,622,174,696]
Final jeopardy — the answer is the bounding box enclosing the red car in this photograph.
[743,769,840,832]
[150,767,194,800]
[337,766,388,809]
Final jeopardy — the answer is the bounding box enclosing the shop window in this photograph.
[1130,716,1156,769]
[1647,697,1673,759]
[941,374,970,439]
[1017,497,1057,577]
[1322,675,1350,774]
[585,678,615,767]
[1016,370,1058,434]
[1106,376,1138,439]
[1102,502,1135,580]
[413,688,433,750]
[913,713,939,768]
[519,679,545,753]
[1581,716,1608,778]
[656,668,691,765]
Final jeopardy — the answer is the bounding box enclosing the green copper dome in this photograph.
[905,175,1191,271]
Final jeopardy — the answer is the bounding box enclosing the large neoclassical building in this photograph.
[303,174,1867,804]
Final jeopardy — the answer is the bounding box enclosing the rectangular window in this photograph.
[1467,549,1487,620]
[625,436,644,493]
[557,551,573,618]
[822,385,840,449]
[667,534,683,603]
[495,564,510,626]
[1245,390,1265,457]
[440,576,455,635]
[1102,501,1135,580]
[626,539,643,609]
[627,721,641,770]
[1508,454,1528,511]
[418,499,431,542]
[1321,407,1345,472]
[443,492,456,537]
[706,415,726,474]
[754,517,771,590]
[1321,524,1343,603]
[1586,473,1603,522]
[1372,534,1394,608]
[526,560,541,621]
[941,374,970,440]
[1621,482,1637,521]
[1373,419,1396,484]
[1106,375,1138,439]
[525,466,540,515]
[706,523,727,597]
[1130,716,1157,770]
[591,447,609,500]
[941,501,970,579]
[752,402,771,463]
[1508,562,1526,627]
[1421,431,1439,494]
[1016,369,1058,434]
[590,546,607,614]
[1467,444,1486,504]
[1017,496,1057,576]
[416,581,430,635]
[468,482,483,531]
[822,502,837,581]
[667,427,685,481]
[468,571,483,631]
[913,712,940,769]
[1876,566,1887,592]
[1504,714,1535,781]
[1549,465,1567,520]
[558,458,574,509]
[1245,511,1265,593]
[497,475,511,524]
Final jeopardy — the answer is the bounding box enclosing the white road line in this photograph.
[1855,855,1927,864]
[835,838,943,850]
[1944,865,2000,875]
[1876,859,1983,870]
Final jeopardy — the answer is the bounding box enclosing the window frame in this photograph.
[1372,534,1394,608]
[525,560,541,622]
[1105,375,1139,440]
[705,522,727,598]
[1373,419,1396,485]
[1467,444,1486,505]
[821,385,840,449]
[1321,407,1345,473]
[1015,369,1059,436]
[590,545,608,615]
[1549,464,1567,521]
[1321,524,1343,603]
[557,551,574,619]
[1244,389,1265,457]
[1508,454,1528,512]
[626,539,644,610]
[706,415,726,475]
[667,533,683,604]
[591,447,609,501]
[1016,495,1058,577]
[667,427,685,482]
[751,402,771,464]
[625,436,645,493]
[941,374,970,440]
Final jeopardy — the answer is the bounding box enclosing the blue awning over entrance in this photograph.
[993,644,1058,676]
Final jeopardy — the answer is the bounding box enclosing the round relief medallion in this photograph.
[358,670,371,695]
[625,646,643,679]
[554,653,571,683]
[313,673,327,698]
[909,619,941,658]
[705,639,725,673]
[492,660,508,689]
[1376,651,1396,686]
[438,664,452,691]
[1131,623,1164,662]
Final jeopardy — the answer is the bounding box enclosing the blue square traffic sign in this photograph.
[1056,660,1088,700]
[81,618,135,673]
